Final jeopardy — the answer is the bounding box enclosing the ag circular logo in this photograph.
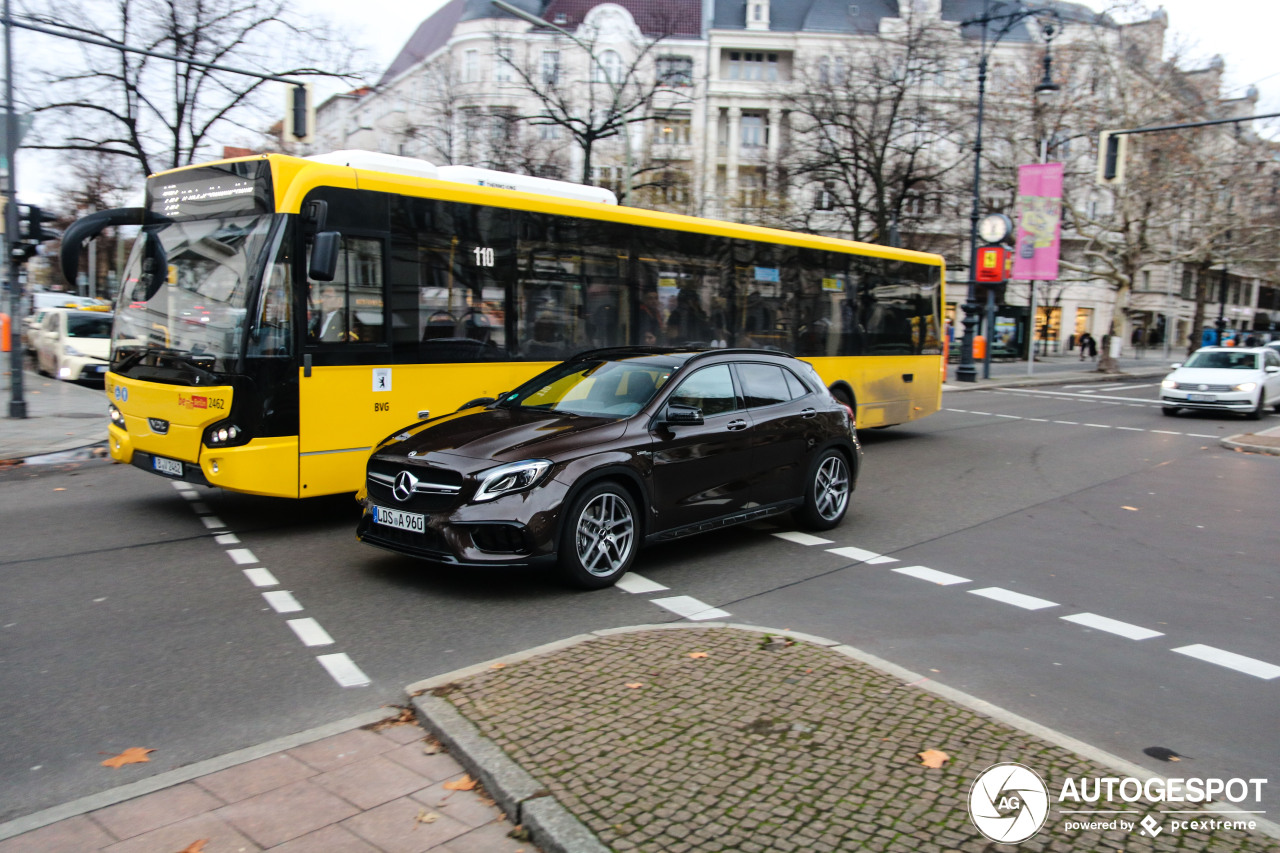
[969,762,1050,844]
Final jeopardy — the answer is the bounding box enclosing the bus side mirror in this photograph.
[309,231,340,282]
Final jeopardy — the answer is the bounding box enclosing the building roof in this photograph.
[539,0,702,37]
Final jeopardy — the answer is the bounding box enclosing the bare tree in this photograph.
[19,0,367,182]
[492,12,690,197]
[776,16,967,249]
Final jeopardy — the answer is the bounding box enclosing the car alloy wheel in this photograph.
[561,482,638,589]
[799,450,851,531]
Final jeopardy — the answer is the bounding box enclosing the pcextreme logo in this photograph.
[967,764,1268,844]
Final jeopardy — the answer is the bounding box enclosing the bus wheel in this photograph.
[558,481,638,589]
[797,449,851,531]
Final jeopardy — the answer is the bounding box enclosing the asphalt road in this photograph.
[1,378,1276,824]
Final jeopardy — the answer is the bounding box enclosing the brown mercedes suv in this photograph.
[356,347,861,588]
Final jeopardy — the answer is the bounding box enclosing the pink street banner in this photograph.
[1012,162,1064,280]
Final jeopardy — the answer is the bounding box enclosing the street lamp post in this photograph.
[956,1,1062,383]
[491,0,634,203]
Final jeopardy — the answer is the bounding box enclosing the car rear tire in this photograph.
[558,481,639,589]
[797,449,851,531]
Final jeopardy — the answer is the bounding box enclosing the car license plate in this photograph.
[372,505,426,533]
[1188,393,1216,402]
[153,455,184,477]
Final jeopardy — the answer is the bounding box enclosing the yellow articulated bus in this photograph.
[62,151,945,499]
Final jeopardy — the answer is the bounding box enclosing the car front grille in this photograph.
[1171,382,1234,392]
[366,460,466,512]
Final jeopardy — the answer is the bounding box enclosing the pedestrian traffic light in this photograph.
[975,246,1009,283]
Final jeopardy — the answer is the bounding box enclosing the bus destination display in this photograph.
[149,165,271,220]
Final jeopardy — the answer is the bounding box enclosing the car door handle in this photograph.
[727,419,748,431]
[801,407,817,418]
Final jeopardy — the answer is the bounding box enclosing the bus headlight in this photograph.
[108,403,125,429]
[204,420,249,447]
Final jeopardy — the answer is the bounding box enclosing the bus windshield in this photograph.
[113,213,278,377]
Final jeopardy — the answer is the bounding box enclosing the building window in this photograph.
[494,46,513,83]
[728,51,778,82]
[741,114,766,148]
[541,50,560,84]
[539,122,561,141]
[592,164,623,194]
[654,116,691,145]
[657,55,693,87]
[593,49,623,84]
[815,181,837,210]
[463,49,479,83]
[739,168,766,208]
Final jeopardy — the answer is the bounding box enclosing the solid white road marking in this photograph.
[226,548,258,565]
[827,546,897,564]
[242,568,278,588]
[1171,645,1280,680]
[615,573,669,594]
[772,531,834,547]
[1061,612,1163,641]
[288,618,335,647]
[651,595,731,621]
[262,590,303,614]
[316,653,372,687]
[968,587,1059,610]
[893,565,972,586]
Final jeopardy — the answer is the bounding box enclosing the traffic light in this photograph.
[975,246,1009,283]
[286,82,314,143]
[11,203,60,264]
[1096,131,1127,185]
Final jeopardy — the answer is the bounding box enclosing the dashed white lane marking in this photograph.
[262,590,303,614]
[287,618,335,647]
[226,548,258,565]
[215,533,241,545]
[968,587,1059,610]
[946,407,1223,440]
[615,573,670,594]
[893,565,971,586]
[1061,612,1163,641]
[651,595,731,621]
[316,653,372,687]
[199,515,226,530]
[1171,645,1280,680]
[242,568,279,588]
[827,546,897,564]
[772,531,834,546]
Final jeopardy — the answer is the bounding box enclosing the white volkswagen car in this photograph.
[1161,346,1280,419]
[33,308,114,382]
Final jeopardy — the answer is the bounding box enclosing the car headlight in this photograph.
[473,459,552,502]
[1233,382,1258,392]
[1161,379,1176,389]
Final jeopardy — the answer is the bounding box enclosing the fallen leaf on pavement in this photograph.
[102,747,155,769]
[176,841,208,853]
[444,775,478,791]
[1122,506,1139,511]
[414,810,440,827]
[918,749,949,769]
[490,662,507,669]
[688,652,709,659]
[625,682,643,689]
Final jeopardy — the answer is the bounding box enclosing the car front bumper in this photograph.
[1161,391,1255,412]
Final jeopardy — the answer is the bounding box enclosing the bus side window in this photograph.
[252,262,293,356]
[307,238,385,344]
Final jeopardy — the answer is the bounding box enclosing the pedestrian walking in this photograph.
[1078,332,1096,360]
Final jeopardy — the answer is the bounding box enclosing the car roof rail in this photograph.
[571,346,797,362]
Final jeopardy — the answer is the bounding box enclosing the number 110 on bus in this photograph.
[473,246,495,267]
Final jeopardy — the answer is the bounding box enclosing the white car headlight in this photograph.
[1233,382,1258,392]
[473,459,552,502]
[1161,379,1176,389]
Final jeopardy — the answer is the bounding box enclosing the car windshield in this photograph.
[1183,351,1258,370]
[67,315,113,338]
[112,213,278,375]
[503,359,674,418]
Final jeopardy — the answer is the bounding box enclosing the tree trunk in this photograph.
[1096,334,1121,373]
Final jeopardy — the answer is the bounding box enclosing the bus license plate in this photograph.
[373,505,426,533]
[153,455,184,477]
[1188,394,1215,402]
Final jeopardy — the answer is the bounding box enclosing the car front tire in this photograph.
[1161,406,1179,416]
[797,449,852,531]
[1247,393,1265,420]
[558,481,639,590]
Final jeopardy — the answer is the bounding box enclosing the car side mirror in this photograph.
[309,231,341,282]
[663,403,704,426]
[1170,363,1182,369]
[1266,365,1279,374]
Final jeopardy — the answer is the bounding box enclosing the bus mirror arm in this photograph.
[309,231,340,281]
[59,208,148,286]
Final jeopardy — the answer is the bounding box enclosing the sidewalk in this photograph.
[2,626,1278,852]
[0,366,109,463]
